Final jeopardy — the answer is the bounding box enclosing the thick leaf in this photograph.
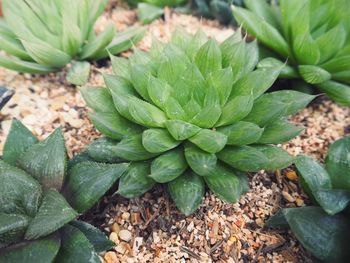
[17,128,67,191]
[0,213,29,248]
[314,189,350,215]
[117,162,155,198]
[0,160,42,217]
[317,81,350,106]
[189,104,222,128]
[293,33,320,65]
[129,97,167,128]
[114,134,158,161]
[257,57,298,79]
[63,162,128,213]
[130,64,152,101]
[254,145,294,171]
[195,38,222,76]
[142,128,180,153]
[56,225,101,263]
[0,54,56,74]
[204,164,242,203]
[218,121,263,145]
[147,76,171,109]
[66,61,91,86]
[137,3,164,24]
[168,172,204,216]
[257,119,303,144]
[325,136,350,189]
[298,65,331,84]
[25,189,77,240]
[86,138,124,163]
[217,145,269,172]
[80,86,115,113]
[189,129,227,154]
[165,120,201,140]
[184,143,217,176]
[267,206,350,263]
[207,67,234,106]
[70,220,114,253]
[110,55,131,79]
[3,119,38,166]
[321,55,350,74]
[150,148,188,183]
[0,234,61,263]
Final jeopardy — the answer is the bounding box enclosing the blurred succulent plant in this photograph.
[81,28,315,215]
[0,86,14,111]
[233,0,350,105]
[0,0,145,85]
[267,137,350,262]
[0,120,129,263]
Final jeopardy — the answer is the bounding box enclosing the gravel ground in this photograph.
[0,4,349,263]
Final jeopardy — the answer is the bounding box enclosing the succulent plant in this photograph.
[81,28,314,215]
[0,120,129,262]
[0,86,14,111]
[267,137,350,262]
[233,0,350,106]
[0,0,145,85]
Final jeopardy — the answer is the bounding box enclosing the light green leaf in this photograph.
[150,148,188,183]
[63,162,128,213]
[18,128,67,191]
[317,81,350,106]
[218,121,263,145]
[168,172,204,216]
[80,86,115,113]
[110,55,131,79]
[142,128,180,153]
[189,129,227,154]
[165,120,201,140]
[298,65,331,84]
[195,38,222,76]
[66,61,91,86]
[147,76,171,109]
[25,189,77,240]
[257,57,298,79]
[207,67,234,106]
[137,3,164,24]
[117,162,155,198]
[0,54,56,74]
[130,64,152,101]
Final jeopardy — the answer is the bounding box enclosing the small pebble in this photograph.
[119,229,132,242]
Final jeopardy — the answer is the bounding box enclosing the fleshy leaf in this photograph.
[195,38,222,76]
[66,61,91,86]
[184,143,217,176]
[298,65,331,85]
[317,81,350,106]
[165,120,201,140]
[86,138,124,163]
[142,128,180,153]
[218,121,263,145]
[0,213,30,248]
[168,172,204,216]
[254,145,294,171]
[189,129,227,154]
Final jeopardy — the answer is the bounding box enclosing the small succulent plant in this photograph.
[81,28,315,215]
[267,137,350,262]
[0,120,129,262]
[233,0,350,105]
[0,86,14,111]
[0,0,145,85]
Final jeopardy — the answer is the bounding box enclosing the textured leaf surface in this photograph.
[317,81,350,106]
[189,129,227,153]
[218,121,263,145]
[298,65,331,84]
[185,143,217,176]
[168,172,204,216]
[142,128,180,153]
[86,138,124,163]
[165,120,201,140]
[66,61,91,86]
[0,213,29,248]
[63,162,128,213]
[25,189,77,240]
[254,145,294,171]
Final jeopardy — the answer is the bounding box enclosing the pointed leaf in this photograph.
[218,121,263,145]
[165,120,201,140]
[207,67,234,106]
[142,128,180,153]
[80,86,115,113]
[0,213,29,248]
[195,38,222,76]
[0,54,56,74]
[298,65,331,84]
[110,55,130,79]
[317,81,350,106]
[86,138,124,163]
[147,76,171,109]
[66,61,91,86]
[189,129,227,154]
[314,189,350,215]
[254,145,294,171]
[185,143,217,176]
[137,3,164,24]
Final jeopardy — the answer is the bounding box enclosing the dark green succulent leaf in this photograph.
[150,148,188,183]
[66,61,91,86]
[325,136,350,189]
[253,145,294,171]
[314,189,350,215]
[142,128,180,153]
[25,189,77,240]
[68,151,94,170]
[56,224,101,263]
[3,119,38,166]
[267,206,350,263]
[189,129,227,153]
[232,6,290,58]
[17,128,67,191]
[204,164,242,203]
[63,162,128,213]
[298,65,331,84]
[0,234,61,263]
[216,95,254,127]
[165,120,201,140]
[117,162,155,198]
[137,3,164,24]
[114,134,159,161]
[0,160,42,216]
[257,57,299,79]
[217,145,269,172]
[70,220,114,253]
[80,86,116,113]
[184,143,217,176]
[218,121,263,145]
[318,81,350,106]
[257,119,304,144]
[129,97,167,128]
[0,213,29,248]
[86,138,124,163]
[195,38,222,76]
[168,171,205,216]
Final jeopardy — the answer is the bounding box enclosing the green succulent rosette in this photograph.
[0,120,129,263]
[233,0,350,106]
[267,137,350,263]
[0,0,145,85]
[81,28,315,215]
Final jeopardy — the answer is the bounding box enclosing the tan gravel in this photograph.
[0,5,349,263]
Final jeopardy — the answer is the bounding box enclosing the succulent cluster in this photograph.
[0,120,129,262]
[267,137,350,262]
[81,28,314,215]
[233,0,350,105]
[0,0,145,84]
